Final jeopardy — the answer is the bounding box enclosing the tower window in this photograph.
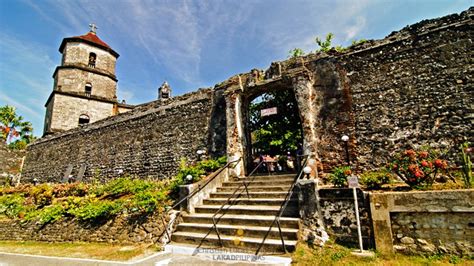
[78,114,90,125]
[85,83,92,96]
[88,52,96,68]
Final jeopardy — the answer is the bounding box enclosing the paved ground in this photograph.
[0,245,291,266]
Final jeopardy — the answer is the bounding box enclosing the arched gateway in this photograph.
[220,59,353,178]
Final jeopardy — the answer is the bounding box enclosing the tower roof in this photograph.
[59,31,119,58]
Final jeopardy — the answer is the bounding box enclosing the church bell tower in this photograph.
[43,24,130,135]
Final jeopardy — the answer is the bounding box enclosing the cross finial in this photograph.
[89,23,98,34]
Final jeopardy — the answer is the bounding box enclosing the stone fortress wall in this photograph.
[22,8,473,182]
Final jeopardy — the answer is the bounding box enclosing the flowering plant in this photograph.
[388,149,448,188]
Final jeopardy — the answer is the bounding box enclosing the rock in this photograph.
[417,238,429,245]
[401,236,415,244]
[394,245,407,252]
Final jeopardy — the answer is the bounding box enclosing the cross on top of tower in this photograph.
[89,23,98,34]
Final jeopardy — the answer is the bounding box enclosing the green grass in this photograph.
[292,241,473,266]
[0,240,159,261]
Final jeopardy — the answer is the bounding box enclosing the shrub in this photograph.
[0,194,27,218]
[388,149,448,189]
[360,169,392,189]
[30,184,54,207]
[197,159,221,172]
[37,204,65,225]
[70,200,122,221]
[330,166,351,187]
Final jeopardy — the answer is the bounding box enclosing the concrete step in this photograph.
[181,213,300,229]
[217,185,291,192]
[222,179,294,187]
[203,198,297,206]
[210,191,294,199]
[175,223,299,240]
[171,231,297,253]
[194,204,298,216]
[235,175,296,181]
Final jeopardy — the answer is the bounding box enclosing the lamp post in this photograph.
[303,166,312,179]
[341,135,350,165]
[196,149,206,161]
[185,174,193,184]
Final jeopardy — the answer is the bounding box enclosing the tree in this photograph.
[249,90,303,155]
[0,105,34,149]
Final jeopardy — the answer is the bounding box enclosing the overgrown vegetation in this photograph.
[329,166,351,187]
[0,156,229,225]
[289,33,368,58]
[169,156,227,198]
[0,177,172,225]
[360,169,392,190]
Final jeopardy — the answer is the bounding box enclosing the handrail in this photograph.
[160,157,241,242]
[255,155,309,255]
[210,160,267,247]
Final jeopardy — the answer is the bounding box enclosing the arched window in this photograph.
[78,114,90,125]
[85,83,92,96]
[88,52,96,68]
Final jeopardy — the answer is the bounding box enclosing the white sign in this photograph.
[348,175,359,188]
[261,107,277,117]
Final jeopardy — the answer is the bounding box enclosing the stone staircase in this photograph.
[171,174,300,254]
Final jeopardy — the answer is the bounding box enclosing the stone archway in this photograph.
[224,69,322,178]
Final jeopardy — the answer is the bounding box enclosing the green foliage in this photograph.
[198,159,221,172]
[288,48,305,58]
[216,156,227,165]
[37,204,65,225]
[388,149,448,189]
[70,200,122,221]
[459,142,472,188]
[351,39,368,46]
[315,33,334,52]
[0,194,27,218]
[30,184,54,207]
[0,105,35,147]
[360,169,392,189]
[0,175,173,224]
[329,166,352,188]
[249,90,303,154]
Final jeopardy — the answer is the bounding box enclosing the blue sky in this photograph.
[0,0,472,137]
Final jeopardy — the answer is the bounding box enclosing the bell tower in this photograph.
[43,24,131,135]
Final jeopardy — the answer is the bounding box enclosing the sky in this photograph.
[0,0,472,137]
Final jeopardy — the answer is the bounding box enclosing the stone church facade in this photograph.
[22,8,473,182]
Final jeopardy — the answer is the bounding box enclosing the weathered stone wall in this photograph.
[318,188,373,248]
[23,89,216,182]
[0,212,169,244]
[50,93,114,130]
[391,212,472,255]
[370,190,474,255]
[296,181,373,248]
[55,68,117,99]
[0,144,25,185]
[339,8,473,169]
[63,42,116,76]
